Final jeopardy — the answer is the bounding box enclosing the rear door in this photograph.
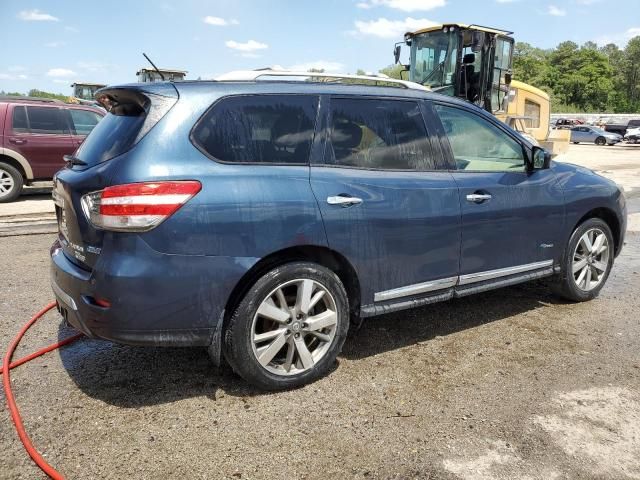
[432,102,564,282]
[7,104,75,178]
[310,95,460,309]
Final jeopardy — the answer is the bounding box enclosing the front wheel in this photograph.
[223,262,349,390]
[554,218,614,302]
[595,136,606,146]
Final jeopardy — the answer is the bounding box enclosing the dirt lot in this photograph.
[1,143,639,479]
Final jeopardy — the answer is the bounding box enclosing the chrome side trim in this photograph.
[374,276,457,302]
[51,281,78,311]
[458,260,553,286]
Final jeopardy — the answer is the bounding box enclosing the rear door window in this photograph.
[25,106,69,134]
[325,97,439,170]
[192,95,319,164]
[11,106,29,133]
[69,109,102,135]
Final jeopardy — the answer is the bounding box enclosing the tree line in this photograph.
[513,37,640,113]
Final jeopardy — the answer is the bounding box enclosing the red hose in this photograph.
[2,301,83,480]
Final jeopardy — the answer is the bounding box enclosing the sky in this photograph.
[1,0,639,94]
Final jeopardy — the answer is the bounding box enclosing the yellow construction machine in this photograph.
[394,23,568,154]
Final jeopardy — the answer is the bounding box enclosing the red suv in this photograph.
[0,97,104,202]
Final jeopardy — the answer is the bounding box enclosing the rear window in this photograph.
[11,106,28,132]
[192,95,319,164]
[74,112,145,164]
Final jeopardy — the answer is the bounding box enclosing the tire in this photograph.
[595,136,606,146]
[572,142,579,144]
[0,162,23,203]
[223,262,349,390]
[553,218,614,302]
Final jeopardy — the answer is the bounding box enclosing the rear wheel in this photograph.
[223,262,349,390]
[595,136,606,146]
[0,162,23,203]
[554,218,614,302]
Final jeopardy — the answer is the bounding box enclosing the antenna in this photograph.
[142,53,165,81]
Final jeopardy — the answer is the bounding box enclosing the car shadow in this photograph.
[58,280,567,407]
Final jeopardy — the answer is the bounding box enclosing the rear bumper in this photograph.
[50,236,257,347]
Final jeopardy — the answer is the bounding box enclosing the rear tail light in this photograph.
[81,181,201,232]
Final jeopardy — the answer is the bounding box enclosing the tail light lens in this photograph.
[81,181,202,232]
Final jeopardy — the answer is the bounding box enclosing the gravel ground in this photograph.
[1,144,640,480]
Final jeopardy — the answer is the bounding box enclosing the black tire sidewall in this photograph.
[559,218,614,302]
[223,261,349,390]
[595,137,606,146]
[0,162,23,203]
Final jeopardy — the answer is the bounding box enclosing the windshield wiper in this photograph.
[63,154,87,166]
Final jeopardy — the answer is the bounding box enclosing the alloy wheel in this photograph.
[251,278,338,376]
[572,227,610,291]
[0,168,15,198]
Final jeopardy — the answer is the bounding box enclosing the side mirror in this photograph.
[527,146,551,171]
[393,44,402,64]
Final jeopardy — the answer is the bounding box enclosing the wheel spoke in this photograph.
[296,279,314,314]
[585,265,592,288]
[596,243,608,255]
[592,260,607,273]
[572,258,588,274]
[283,338,295,372]
[309,331,331,342]
[308,290,326,312]
[576,265,588,287]
[253,327,287,344]
[580,233,593,253]
[256,331,288,366]
[304,310,337,332]
[257,298,290,324]
[591,233,605,254]
[275,288,288,310]
[293,336,314,369]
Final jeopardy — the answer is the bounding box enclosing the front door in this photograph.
[310,96,461,308]
[432,103,565,282]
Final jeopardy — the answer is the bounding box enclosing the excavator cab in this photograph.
[401,24,514,114]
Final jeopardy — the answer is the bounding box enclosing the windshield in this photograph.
[409,30,459,90]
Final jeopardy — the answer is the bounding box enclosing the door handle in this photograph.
[8,138,26,145]
[466,193,492,203]
[327,195,363,207]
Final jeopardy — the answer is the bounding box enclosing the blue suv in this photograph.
[50,75,627,390]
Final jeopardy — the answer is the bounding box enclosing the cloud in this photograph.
[46,68,76,78]
[495,0,519,3]
[203,16,239,26]
[7,66,26,72]
[547,5,566,16]
[0,73,28,80]
[64,26,79,32]
[225,40,268,52]
[354,17,437,38]
[17,9,59,21]
[597,27,640,46]
[355,0,445,11]
[52,79,69,84]
[44,41,66,48]
[287,60,345,72]
[575,0,601,4]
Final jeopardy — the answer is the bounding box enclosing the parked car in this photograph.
[0,96,104,202]
[554,118,581,129]
[624,126,640,144]
[570,125,622,146]
[50,76,627,390]
[604,118,640,137]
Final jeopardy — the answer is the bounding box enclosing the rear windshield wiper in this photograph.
[64,154,87,167]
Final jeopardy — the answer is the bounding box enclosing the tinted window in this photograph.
[326,98,437,170]
[193,95,319,164]
[11,106,28,132]
[69,109,102,135]
[74,112,145,165]
[435,105,525,171]
[25,106,68,134]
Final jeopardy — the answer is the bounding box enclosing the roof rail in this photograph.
[0,95,65,104]
[215,70,430,91]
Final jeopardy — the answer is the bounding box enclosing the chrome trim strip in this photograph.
[374,276,458,302]
[51,281,78,311]
[458,260,554,286]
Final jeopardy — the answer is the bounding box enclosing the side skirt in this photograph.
[360,266,556,318]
